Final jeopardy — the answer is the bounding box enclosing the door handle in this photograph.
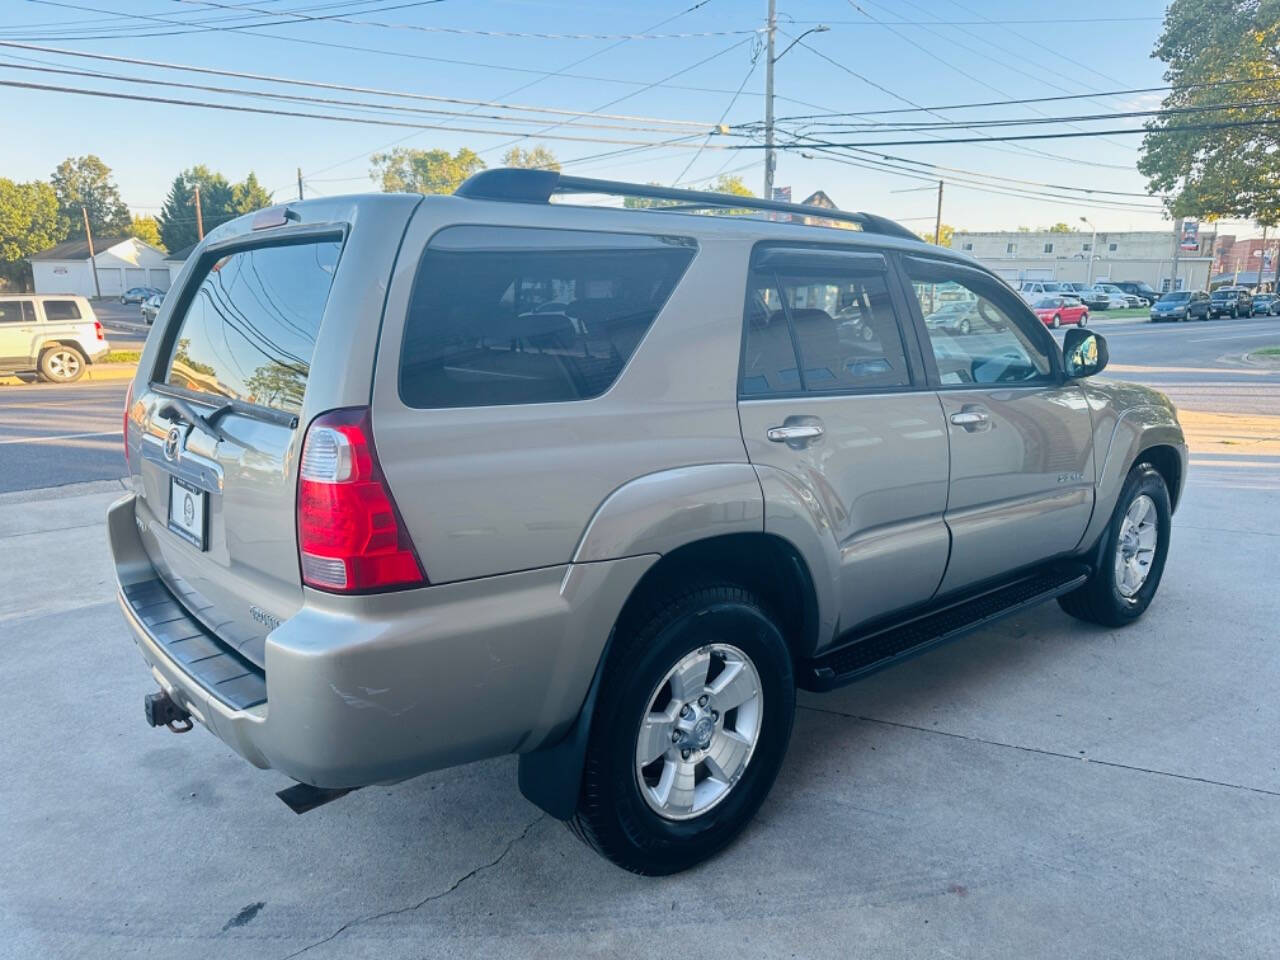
[767,423,824,443]
[949,409,991,430]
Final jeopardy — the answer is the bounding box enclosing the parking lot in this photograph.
[2,310,1279,958]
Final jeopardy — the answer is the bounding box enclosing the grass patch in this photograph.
[1100,307,1149,319]
[103,350,141,364]
[1252,346,1280,357]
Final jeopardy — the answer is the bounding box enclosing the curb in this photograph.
[0,363,136,387]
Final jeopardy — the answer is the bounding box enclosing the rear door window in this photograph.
[42,300,81,321]
[0,301,29,324]
[159,239,341,416]
[399,226,696,408]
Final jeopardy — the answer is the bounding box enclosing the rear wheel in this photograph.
[1079,312,1088,327]
[569,583,795,875]
[1052,314,1061,328]
[1059,462,1171,627]
[38,345,85,383]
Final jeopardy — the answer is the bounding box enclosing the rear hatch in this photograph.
[126,197,419,668]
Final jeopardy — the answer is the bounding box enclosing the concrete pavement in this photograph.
[1,457,1277,958]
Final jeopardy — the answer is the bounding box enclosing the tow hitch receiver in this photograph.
[144,691,193,733]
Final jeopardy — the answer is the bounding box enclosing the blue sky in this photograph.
[1,0,1259,235]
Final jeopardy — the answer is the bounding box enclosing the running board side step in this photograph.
[802,562,1091,692]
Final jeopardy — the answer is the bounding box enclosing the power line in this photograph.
[0,41,715,127]
[0,76,745,148]
[174,0,756,40]
[785,16,1160,25]
[671,43,762,185]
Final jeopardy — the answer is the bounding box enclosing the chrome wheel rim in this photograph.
[635,643,763,821]
[47,350,80,380]
[1114,494,1158,598]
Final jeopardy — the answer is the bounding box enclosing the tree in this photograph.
[501,146,560,171]
[229,171,272,215]
[370,147,486,194]
[0,178,65,290]
[51,155,131,240]
[129,215,164,251]
[920,223,956,246]
[1047,222,1076,233]
[711,174,754,197]
[157,166,233,252]
[1139,0,1280,224]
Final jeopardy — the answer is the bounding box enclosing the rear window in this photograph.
[42,300,81,321]
[160,239,341,416]
[399,226,696,408]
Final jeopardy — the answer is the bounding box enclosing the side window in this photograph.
[42,300,81,321]
[0,301,27,324]
[906,262,1054,386]
[740,258,913,396]
[400,226,696,409]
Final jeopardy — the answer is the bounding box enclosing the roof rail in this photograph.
[453,168,922,243]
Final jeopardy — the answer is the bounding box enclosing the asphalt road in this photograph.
[93,299,149,353]
[0,381,127,493]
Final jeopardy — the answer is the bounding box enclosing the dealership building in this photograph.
[947,229,1216,292]
[27,237,171,298]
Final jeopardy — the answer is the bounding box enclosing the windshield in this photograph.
[1158,292,1190,302]
[1041,283,1062,292]
[1033,298,1058,308]
[1211,290,1233,298]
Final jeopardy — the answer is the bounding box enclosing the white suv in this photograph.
[0,295,109,382]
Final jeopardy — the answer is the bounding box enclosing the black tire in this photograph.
[569,583,795,875]
[1052,314,1061,328]
[958,318,971,335]
[1058,462,1172,627]
[1079,312,1087,327]
[37,345,86,383]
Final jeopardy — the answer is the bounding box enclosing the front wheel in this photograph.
[1052,314,1061,328]
[1058,463,1172,627]
[569,584,795,875]
[1079,312,1088,327]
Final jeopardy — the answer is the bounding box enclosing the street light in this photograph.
[763,20,828,201]
[1080,216,1097,285]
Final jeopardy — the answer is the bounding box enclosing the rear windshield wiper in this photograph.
[159,396,234,444]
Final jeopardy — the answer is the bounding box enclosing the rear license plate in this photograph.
[168,476,208,550]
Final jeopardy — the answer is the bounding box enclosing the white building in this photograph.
[28,237,172,298]
[949,229,1216,292]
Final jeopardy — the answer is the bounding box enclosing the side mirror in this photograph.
[1063,328,1108,378]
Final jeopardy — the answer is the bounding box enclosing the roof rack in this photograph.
[452,168,922,243]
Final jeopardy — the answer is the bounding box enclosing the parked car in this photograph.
[1089,285,1130,310]
[1060,282,1110,311]
[121,286,160,304]
[1209,287,1253,318]
[923,298,980,334]
[1031,295,1088,328]
[1095,283,1142,308]
[1150,290,1211,322]
[0,294,109,382]
[1111,281,1160,306]
[1017,280,1065,302]
[1249,292,1278,316]
[140,292,163,325]
[111,173,1187,875]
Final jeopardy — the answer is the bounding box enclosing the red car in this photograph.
[1031,295,1089,328]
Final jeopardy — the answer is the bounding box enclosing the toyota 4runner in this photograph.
[111,171,1187,875]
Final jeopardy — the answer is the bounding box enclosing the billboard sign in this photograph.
[1179,220,1200,251]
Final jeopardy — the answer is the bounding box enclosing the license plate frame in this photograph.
[168,475,208,551]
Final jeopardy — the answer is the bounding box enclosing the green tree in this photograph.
[711,174,754,197]
[1047,222,1076,233]
[51,155,130,240]
[0,178,65,290]
[230,171,272,215]
[921,223,956,246]
[501,146,560,171]
[157,166,233,252]
[1139,0,1280,224]
[129,215,164,251]
[370,147,486,194]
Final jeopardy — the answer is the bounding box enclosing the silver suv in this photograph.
[0,295,109,382]
[111,173,1187,875]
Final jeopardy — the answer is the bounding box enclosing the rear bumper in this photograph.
[108,493,655,787]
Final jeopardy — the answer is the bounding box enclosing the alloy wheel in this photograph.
[1114,494,1158,598]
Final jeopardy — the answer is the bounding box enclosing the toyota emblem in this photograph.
[164,425,183,461]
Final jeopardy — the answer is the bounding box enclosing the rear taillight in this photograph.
[123,381,132,469]
[94,320,105,341]
[297,407,425,593]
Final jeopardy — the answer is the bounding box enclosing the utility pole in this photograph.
[762,0,777,203]
[933,181,944,246]
[1080,216,1097,285]
[1170,218,1181,292]
[193,184,204,241]
[297,167,304,201]
[81,206,101,300]
[1259,224,1268,291]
